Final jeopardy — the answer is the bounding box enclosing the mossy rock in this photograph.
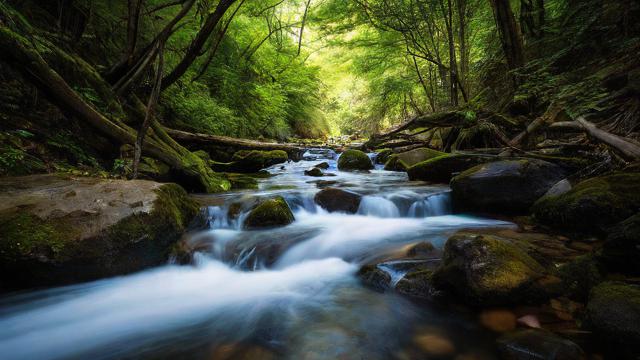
[374,148,393,165]
[600,213,640,275]
[432,232,546,306]
[304,167,324,177]
[395,269,437,299]
[586,282,640,348]
[532,172,640,233]
[243,196,294,230]
[314,187,362,213]
[337,149,373,171]
[558,255,603,301]
[0,175,200,289]
[357,264,392,292]
[383,148,445,171]
[213,150,289,173]
[406,153,494,183]
[451,159,566,214]
[224,173,259,190]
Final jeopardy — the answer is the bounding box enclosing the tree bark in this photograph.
[489,0,525,80]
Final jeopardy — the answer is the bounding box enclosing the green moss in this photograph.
[243,196,294,230]
[227,150,289,173]
[558,255,603,301]
[374,148,393,164]
[533,172,640,232]
[407,153,493,183]
[0,211,78,263]
[586,282,640,346]
[384,148,445,171]
[224,173,259,190]
[337,149,373,171]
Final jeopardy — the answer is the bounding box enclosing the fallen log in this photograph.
[508,104,563,148]
[550,117,640,160]
[377,111,466,138]
[165,128,306,159]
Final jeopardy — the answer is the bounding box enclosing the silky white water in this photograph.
[0,149,513,359]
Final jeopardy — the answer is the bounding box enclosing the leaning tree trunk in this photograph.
[0,25,229,193]
[489,0,525,81]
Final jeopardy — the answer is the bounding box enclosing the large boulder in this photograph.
[586,282,640,349]
[533,172,640,233]
[374,148,393,165]
[214,150,289,173]
[600,213,640,275]
[432,233,547,305]
[0,174,200,290]
[406,153,495,183]
[337,149,373,171]
[243,196,294,230]
[451,159,566,214]
[314,188,362,213]
[383,148,445,171]
[497,329,584,360]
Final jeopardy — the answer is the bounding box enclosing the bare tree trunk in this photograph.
[124,0,144,66]
[133,40,165,179]
[297,0,312,56]
[161,0,237,90]
[489,0,525,81]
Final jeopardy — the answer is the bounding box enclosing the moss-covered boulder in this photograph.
[432,233,547,305]
[451,159,566,214]
[406,153,495,183]
[337,149,373,171]
[214,150,289,173]
[383,148,445,171]
[497,329,584,360]
[374,148,393,165]
[0,174,200,290]
[357,264,392,292]
[600,213,640,275]
[395,269,438,299]
[243,196,294,230]
[314,162,330,169]
[532,172,640,233]
[558,255,603,301]
[586,282,640,348]
[314,187,362,213]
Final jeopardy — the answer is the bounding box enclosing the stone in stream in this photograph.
[314,187,362,213]
[243,196,295,230]
[304,167,324,177]
[374,148,393,165]
[496,329,585,360]
[600,213,640,275]
[0,174,201,290]
[314,161,330,169]
[383,147,445,171]
[357,264,392,292]
[533,172,640,233]
[337,149,373,171]
[585,281,640,349]
[431,232,552,306]
[450,159,566,214]
[406,153,495,183]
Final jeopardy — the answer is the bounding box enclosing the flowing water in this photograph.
[0,149,514,360]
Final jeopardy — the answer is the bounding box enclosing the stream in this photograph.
[0,149,515,360]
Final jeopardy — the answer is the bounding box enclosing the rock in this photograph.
[451,159,566,214]
[337,149,373,171]
[224,173,259,190]
[243,196,294,230]
[406,153,495,183]
[314,162,330,169]
[304,167,324,177]
[601,213,640,275]
[479,309,517,332]
[586,282,640,348]
[357,264,392,292]
[413,333,456,357]
[532,172,640,233]
[407,241,436,257]
[432,233,546,306]
[314,180,338,188]
[395,269,438,299]
[557,255,602,301]
[506,95,533,116]
[0,174,200,290]
[314,188,362,213]
[497,329,585,360]
[375,148,393,164]
[544,178,572,197]
[214,150,289,173]
[383,148,445,171]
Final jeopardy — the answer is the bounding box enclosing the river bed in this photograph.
[0,149,514,360]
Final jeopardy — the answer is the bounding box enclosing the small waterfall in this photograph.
[357,196,400,218]
[407,192,452,217]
